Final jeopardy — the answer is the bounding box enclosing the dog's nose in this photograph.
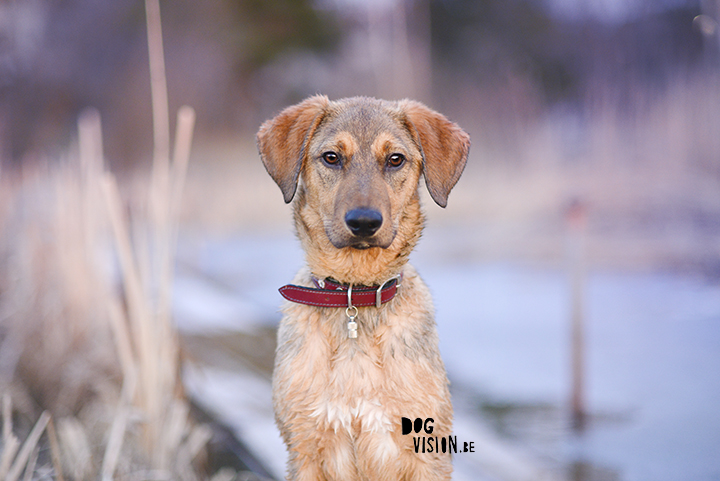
[345,208,383,237]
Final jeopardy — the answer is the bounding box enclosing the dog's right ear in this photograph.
[398,100,470,208]
[256,95,329,203]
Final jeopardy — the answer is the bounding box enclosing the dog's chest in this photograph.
[316,332,393,433]
[277,269,443,438]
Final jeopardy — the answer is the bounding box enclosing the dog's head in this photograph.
[257,96,469,252]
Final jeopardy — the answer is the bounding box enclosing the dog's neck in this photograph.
[293,189,424,286]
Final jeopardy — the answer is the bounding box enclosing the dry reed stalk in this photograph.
[45,416,66,481]
[145,0,172,369]
[155,109,196,469]
[107,297,138,393]
[78,108,104,262]
[99,0,198,463]
[91,103,200,477]
[21,445,38,481]
[157,400,190,470]
[171,107,196,217]
[56,417,93,480]
[145,0,170,180]
[101,173,162,444]
[0,395,20,479]
[5,411,50,481]
[101,370,137,481]
[159,106,196,335]
[141,2,198,465]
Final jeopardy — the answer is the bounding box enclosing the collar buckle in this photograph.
[376,275,401,308]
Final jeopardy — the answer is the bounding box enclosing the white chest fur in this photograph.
[311,398,392,435]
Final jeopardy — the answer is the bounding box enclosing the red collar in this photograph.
[279,274,402,308]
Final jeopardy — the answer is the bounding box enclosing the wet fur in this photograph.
[257,96,469,480]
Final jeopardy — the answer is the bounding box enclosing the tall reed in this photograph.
[0,0,212,478]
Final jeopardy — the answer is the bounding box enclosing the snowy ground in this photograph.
[174,226,720,481]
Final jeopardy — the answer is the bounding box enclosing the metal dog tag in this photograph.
[345,306,358,339]
[347,320,358,338]
[346,285,359,339]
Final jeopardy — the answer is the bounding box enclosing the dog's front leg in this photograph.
[285,448,325,481]
[285,426,358,481]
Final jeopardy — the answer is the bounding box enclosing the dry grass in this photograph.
[0,0,229,479]
[0,102,213,481]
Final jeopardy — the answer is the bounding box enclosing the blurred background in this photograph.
[1,0,719,480]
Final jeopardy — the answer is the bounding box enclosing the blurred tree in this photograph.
[430,0,579,104]
[229,0,340,70]
[429,0,705,107]
[0,0,145,163]
[0,0,341,167]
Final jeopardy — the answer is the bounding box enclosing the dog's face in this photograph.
[302,99,427,250]
[258,96,470,252]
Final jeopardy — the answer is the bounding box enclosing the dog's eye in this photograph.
[387,153,405,168]
[322,151,340,166]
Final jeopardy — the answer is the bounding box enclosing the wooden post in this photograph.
[566,198,588,431]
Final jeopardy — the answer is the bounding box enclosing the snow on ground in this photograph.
[184,364,287,480]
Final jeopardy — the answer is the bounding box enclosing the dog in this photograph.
[257,96,470,481]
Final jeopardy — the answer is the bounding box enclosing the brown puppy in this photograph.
[257,96,470,481]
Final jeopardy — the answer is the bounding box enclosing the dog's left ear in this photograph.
[257,95,329,203]
[399,100,470,208]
